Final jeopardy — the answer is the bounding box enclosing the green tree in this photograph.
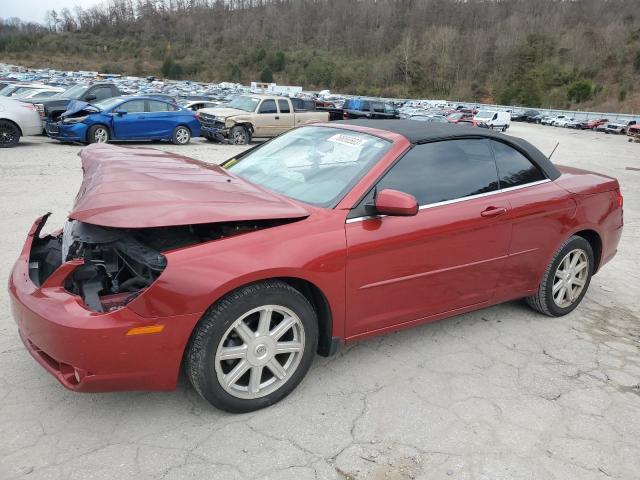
[260,67,274,83]
[268,51,286,72]
[567,80,594,103]
[161,57,183,79]
[230,64,241,83]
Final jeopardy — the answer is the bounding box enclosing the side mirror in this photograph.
[373,189,419,217]
[113,110,127,116]
[85,94,97,101]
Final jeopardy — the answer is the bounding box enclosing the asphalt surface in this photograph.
[1,124,639,480]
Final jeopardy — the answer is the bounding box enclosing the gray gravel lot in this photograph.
[0,124,639,480]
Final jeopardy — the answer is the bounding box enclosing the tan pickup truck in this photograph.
[197,94,329,144]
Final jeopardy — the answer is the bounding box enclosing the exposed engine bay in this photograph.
[29,217,290,313]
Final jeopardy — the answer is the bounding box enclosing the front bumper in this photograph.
[8,215,199,392]
[45,121,87,142]
[198,120,228,138]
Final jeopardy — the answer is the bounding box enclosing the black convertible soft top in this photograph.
[334,119,561,181]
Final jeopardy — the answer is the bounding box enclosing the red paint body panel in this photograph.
[345,194,512,337]
[72,143,309,228]
[8,125,623,393]
[9,219,199,391]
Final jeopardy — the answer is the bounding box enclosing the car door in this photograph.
[253,99,279,137]
[276,99,295,134]
[487,140,578,301]
[371,102,385,119]
[345,139,512,338]
[146,100,176,138]
[111,99,147,139]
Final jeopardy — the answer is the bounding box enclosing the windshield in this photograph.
[226,95,260,112]
[62,84,88,99]
[475,111,494,119]
[92,97,123,111]
[226,126,392,207]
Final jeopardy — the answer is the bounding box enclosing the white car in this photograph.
[553,117,574,128]
[0,96,42,148]
[13,87,64,100]
[181,100,219,111]
[549,115,568,126]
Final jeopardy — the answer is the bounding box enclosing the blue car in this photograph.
[45,96,201,145]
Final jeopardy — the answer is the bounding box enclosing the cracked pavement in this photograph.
[1,124,639,479]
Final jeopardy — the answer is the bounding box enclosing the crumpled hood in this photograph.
[61,100,99,118]
[70,144,310,228]
[199,107,250,118]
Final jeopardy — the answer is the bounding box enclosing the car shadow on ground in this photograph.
[9,299,536,416]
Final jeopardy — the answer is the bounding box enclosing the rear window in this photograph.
[491,140,545,188]
[344,99,371,111]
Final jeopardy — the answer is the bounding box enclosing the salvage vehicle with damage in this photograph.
[9,121,623,412]
[22,82,123,129]
[45,96,200,144]
[197,94,328,144]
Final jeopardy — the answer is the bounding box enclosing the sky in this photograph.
[2,0,103,24]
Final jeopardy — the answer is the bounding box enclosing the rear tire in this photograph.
[0,120,20,148]
[186,280,318,412]
[229,125,250,145]
[526,236,594,317]
[87,125,109,144]
[172,126,191,145]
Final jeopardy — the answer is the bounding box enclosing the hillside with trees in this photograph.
[1,0,640,113]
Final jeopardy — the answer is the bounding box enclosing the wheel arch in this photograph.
[0,118,23,136]
[230,121,254,134]
[573,229,603,273]
[184,276,339,361]
[86,123,112,142]
[276,277,338,357]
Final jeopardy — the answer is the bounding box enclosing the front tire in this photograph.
[172,126,191,145]
[87,125,109,144]
[186,280,318,412]
[526,236,594,317]
[0,120,20,148]
[229,125,250,145]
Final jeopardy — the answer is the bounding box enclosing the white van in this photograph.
[474,110,510,131]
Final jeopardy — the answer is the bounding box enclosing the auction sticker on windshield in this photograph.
[328,133,365,147]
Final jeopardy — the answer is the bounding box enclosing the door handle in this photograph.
[480,206,507,218]
[275,116,280,120]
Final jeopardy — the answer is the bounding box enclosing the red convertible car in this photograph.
[9,121,623,412]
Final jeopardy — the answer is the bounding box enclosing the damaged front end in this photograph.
[28,216,291,313]
[45,101,99,139]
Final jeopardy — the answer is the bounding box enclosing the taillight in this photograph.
[343,111,348,120]
[616,189,623,208]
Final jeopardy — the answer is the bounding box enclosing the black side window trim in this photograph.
[346,137,548,219]
[488,139,547,188]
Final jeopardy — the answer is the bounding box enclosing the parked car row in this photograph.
[511,109,638,135]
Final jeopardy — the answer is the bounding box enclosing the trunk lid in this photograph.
[554,165,620,195]
[70,144,310,228]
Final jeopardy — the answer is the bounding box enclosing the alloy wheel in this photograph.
[175,127,190,144]
[0,122,18,146]
[232,129,247,144]
[215,305,305,399]
[94,127,108,143]
[552,249,589,308]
